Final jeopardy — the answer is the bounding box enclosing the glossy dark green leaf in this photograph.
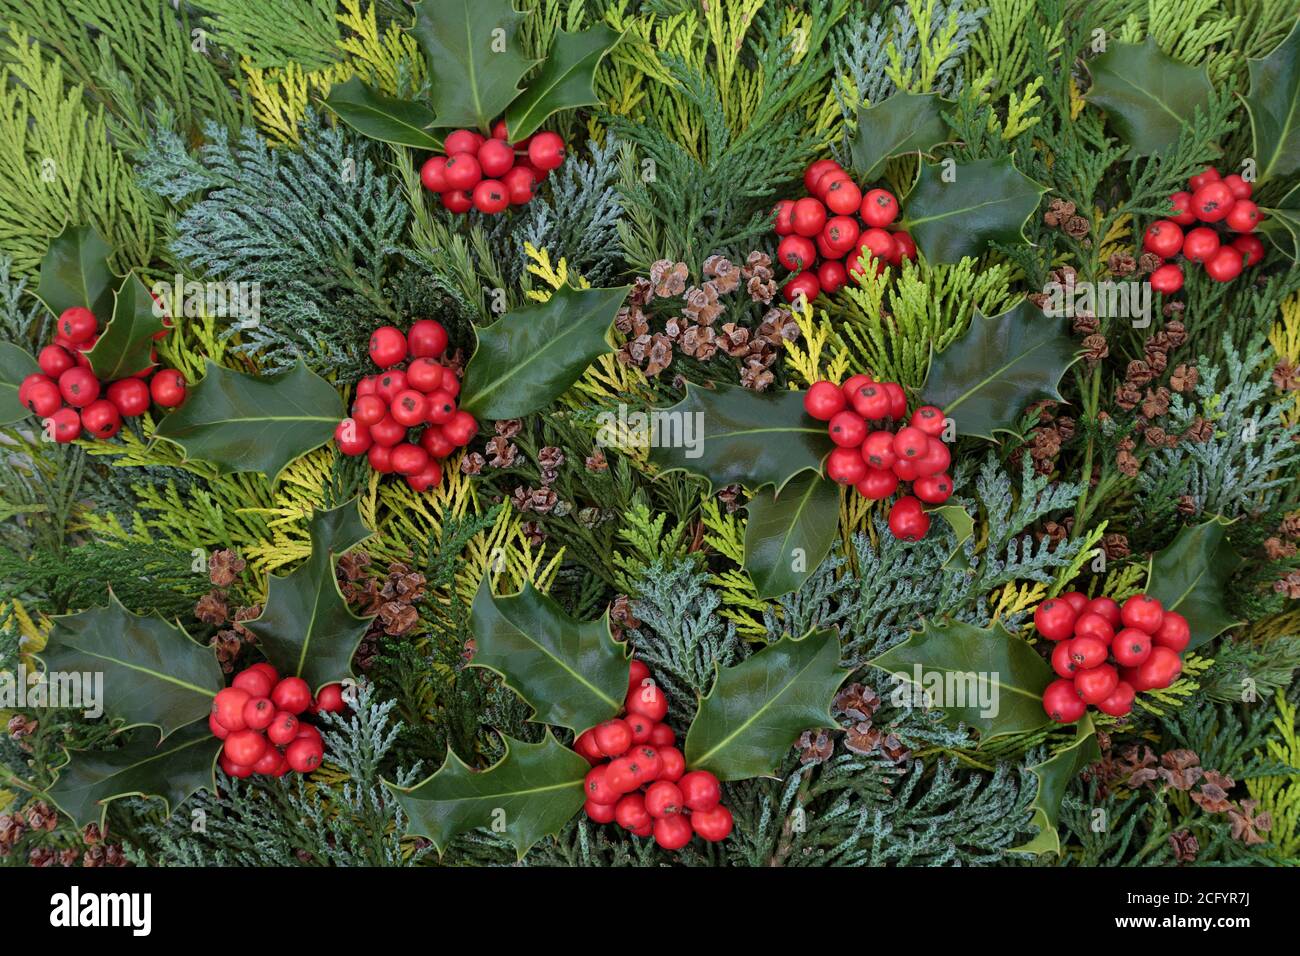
[48,722,221,829]
[411,0,537,132]
[459,284,629,419]
[935,502,975,572]
[40,594,223,738]
[469,577,626,734]
[898,157,1045,263]
[1246,18,1300,184]
[505,25,622,141]
[849,92,951,182]
[685,629,849,780]
[869,619,1053,740]
[743,471,840,599]
[86,272,165,381]
[34,225,116,321]
[0,343,39,424]
[324,76,443,150]
[1012,714,1099,855]
[388,731,588,858]
[648,383,831,493]
[1260,181,1300,261]
[1084,38,1212,157]
[921,301,1079,440]
[1147,516,1244,651]
[154,360,344,480]
[245,500,374,691]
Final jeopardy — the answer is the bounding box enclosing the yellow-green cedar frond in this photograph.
[886,0,966,93]
[523,242,590,296]
[1246,692,1300,860]
[963,0,1064,99]
[782,297,850,387]
[154,297,241,382]
[1132,652,1214,716]
[1147,0,1242,76]
[1097,210,1133,268]
[839,484,877,551]
[1270,293,1300,426]
[993,581,1048,622]
[1049,522,1107,597]
[1102,561,1148,601]
[699,496,767,638]
[1245,608,1300,643]
[1003,76,1044,140]
[243,60,347,147]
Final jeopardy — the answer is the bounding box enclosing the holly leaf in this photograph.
[743,471,840,599]
[388,731,588,858]
[40,593,223,738]
[647,383,831,493]
[85,272,164,381]
[1248,17,1300,184]
[1147,516,1245,651]
[849,92,952,182]
[34,225,116,320]
[685,629,849,781]
[505,25,622,142]
[1012,714,1100,855]
[47,722,221,829]
[245,499,374,691]
[154,359,344,481]
[459,284,629,420]
[0,342,39,424]
[921,301,1079,441]
[1084,38,1213,157]
[324,77,443,150]
[868,619,1054,740]
[1260,180,1300,260]
[897,157,1045,263]
[411,0,537,132]
[935,503,975,572]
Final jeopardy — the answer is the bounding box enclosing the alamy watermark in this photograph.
[595,403,705,458]
[1041,275,1152,328]
[1,664,103,718]
[888,664,1000,719]
[151,273,261,328]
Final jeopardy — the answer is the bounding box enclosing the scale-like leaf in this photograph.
[34,225,116,320]
[869,619,1053,740]
[40,594,223,738]
[743,471,840,599]
[245,500,374,691]
[1147,516,1244,651]
[86,272,164,381]
[505,25,622,141]
[48,722,220,829]
[411,0,537,132]
[1246,18,1300,185]
[460,284,629,419]
[154,360,344,480]
[1012,714,1099,855]
[324,76,443,150]
[849,92,951,182]
[921,301,1079,440]
[0,343,39,424]
[389,731,588,858]
[648,383,831,492]
[898,156,1045,263]
[685,629,849,780]
[1084,38,1212,157]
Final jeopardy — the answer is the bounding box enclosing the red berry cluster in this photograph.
[209,663,348,778]
[333,320,474,492]
[772,158,917,303]
[576,660,734,849]
[18,306,185,442]
[803,375,952,540]
[419,122,565,214]
[1144,168,1266,292]
[1037,591,1189,723]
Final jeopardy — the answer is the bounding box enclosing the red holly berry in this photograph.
[678,770,721,811]
[1231,234,1265,267]
[420,426,455,459]
[855,466,899,500]
[912,472,953,504]
[472,179,509,214]
[593,718,633,757]
[817,259,848,294]
[369,326,408,367]
[859,227,896,267]
[224,729,268,766]
[644,780,684,818]
[625,713,653,745]
[827,410,867,447]
[242,696,276,731]
[777,234,816,272]
[420,156,448,192]
[209,712,231,740]
[914,436,951,477]
[477,138,515,178]
[1204,246,1244,283]
[791,197,828,238]
[909,405,946,437]
[444,129,485,155]
[368,415,406,447]
[58,307,97,343]
[803,380,846,421]
[1096,681,1136,717]
[782,271,820,304]
[333,419,371,457]
[803,159,841,193]
[1190,181,1234,222]
[1034,598,1077,641]
[892,231,917,262]
[390,442,429,476]
[614,793,651,831]
[502,165,536,205]
[891,426,928,460]
[37,345,74,379]
[1083,596,1122,628]
[653,814,694,850]
[442,409,478,446]
[655,745,686,782]
[1051,640,1078,679]
[212,687,251,731]
[1042,678,1087,723]
[1069,635,1109,670]
[388,390,426,428]
[527,131,566,171]
[1112,628,1152,668]
[691,804,734,842]
[1149,263,1184,294]
[1167,191,1196,225]
[824,178,862,216]
[285,737,324,773]
[271,677,313,715]
[1120,594,1164,633]
[1182,227,1220,263]
[47,407,80,443]
[826,445,868,485]
[887,495,930,541]
[1224,199,1259,232]
[1072,612,1115,646]
[1136,645,1182,689]
[441,189,474,213]
[1153,611,1190,653]
[267,711,299,746]
[1187,166,1221,191]
[859,188,899,227]
[443,152,483,191]
[1059,591,1089,614]
[625,682,669,721]
[1142,219,1183,258]
[80,399,121,439]
[860,430,897,470]
[57,367,99,408]
[1074,664,1119,705]
[849,382,891,420]
[605,756,640,794]
[1221,173,1251,199]
[585,799,617,823]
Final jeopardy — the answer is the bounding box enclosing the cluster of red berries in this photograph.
[17,306,185,442]
[576,660,734,850]
[209,663,348,778]
[772,158,917,303]
[1037,591,1189,723]
[333,320,474,492]
[1143,167,1266,292]
[803,375,952,541]
[419,121,566,215]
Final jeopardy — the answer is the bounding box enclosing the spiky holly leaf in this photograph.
[1245,17,1300,184]
[685,629,849,780]
[1084,38,1212,157]
[469,578,626,734]
[245,500,374,691]
[1147,516,1244,651]
[648,383,831,493]
[324,76,443,150]
[921,301,1079,441]
[869,619,1053,740]
[411,0,537,132]
[154,360,344,481]
[460,284,629,420]
[34,225,116,320]
[40,593,223,738]
[47,723,220,829]
[849,91,952,182]
[1260,180,1300,260]
[388,731,588,858]
[0,342,39,424]
[1012,714,1099,855]
[505,25,622,141]
[743,471,840,599]
[86,272,164,381]
[897,156,1045,263]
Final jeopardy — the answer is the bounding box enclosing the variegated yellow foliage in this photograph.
[782,298,851,387]
[992,581,1048,623]
[1246,693,1300,860]
[699,496,768,638]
